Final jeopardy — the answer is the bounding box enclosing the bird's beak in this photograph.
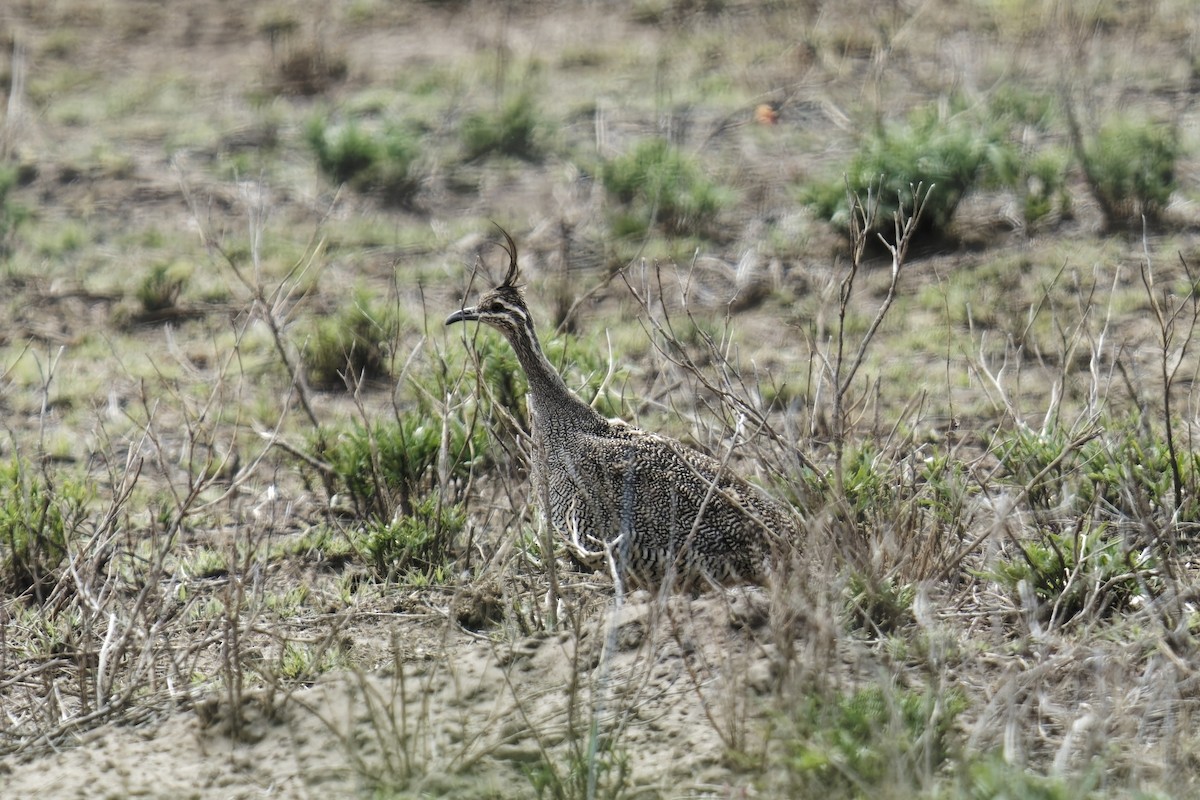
[445,307,478,326]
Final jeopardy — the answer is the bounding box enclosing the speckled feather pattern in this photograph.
[535,418,793,587]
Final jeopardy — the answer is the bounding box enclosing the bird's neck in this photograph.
[505,324,604,431]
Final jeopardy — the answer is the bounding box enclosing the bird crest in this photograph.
[494,225,522,290]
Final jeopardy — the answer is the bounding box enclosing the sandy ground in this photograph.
[1,591,779,798]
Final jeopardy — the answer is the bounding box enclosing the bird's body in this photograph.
[447,231,795,589]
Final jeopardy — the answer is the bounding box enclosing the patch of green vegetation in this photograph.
[0,165,30,260]
[1014,147,1072,228]
[354,495,465,581]
[0,459,90,602]
[301,292,399,390]
[995,427,1081,513]
[544,334,633,421]
[265,583,310,615]
[274,525,356,563]
[320,410,487,521]
[962,755,1101,799]
[465,332,528,427]
[1080,116,1178,230]
[601,137,734,240]
[846,572,916,633]
[39,28,81,60]
[276,639,349,682]
[33,219,90,260]
[305,115,423,207]
[986,524,1150,625]
[988,84,1058,130]
[460,92,546,162]
[840,446,898,524]
[136,262,188,313]
[524,740,632,800]
[184,546,228,579]
[776,684,965,799]
[979,422,1180,625]
[804,103,1010,243]
[1083,431,1200,523]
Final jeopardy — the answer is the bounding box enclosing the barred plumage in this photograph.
[447,230,796,589]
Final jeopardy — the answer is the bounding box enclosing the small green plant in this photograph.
[321,410,486,520]
[0,165,30,260]
[986,526,1150,624]
[305,116,422,206]
[963,755,1099,799]
[983,87,1071,228]
[543,334,631,421]
[0,459,89,601]
[274,524,356,563]
[1078,116,1178,229]
[136,262,187,313]
[469,333,528,429]
[839,446,899,526]
[988,84,1057,130]
[779,684,964,799]
[1082,429,1200,524]
[354,495,465,580]
[804,104,1010,242]
[846,572,916,633]
[460,92,545,162]
[275,640,347,682]
[462,327,632,433]
[524,742,632,800]
[1016,148,1071,227]
[601,137,733,239]
[184,546,228,579]
[995,427,1080,514]
[302,293,398,390]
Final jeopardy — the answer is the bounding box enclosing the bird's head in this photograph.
[445,227,534,338]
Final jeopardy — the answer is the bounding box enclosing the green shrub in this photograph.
[302,293,398,390]
[804,105,1011,242]
[0,165,30,260]
[322,412,487,520]
[543,334,631,421]
[321,406,483,579]
[846,572,915,633]
[461,329,631,432]
[1017,148,1071,227]
[839,446,898,524]
[136,262,187,313]
[995,427,1079,513]
[780,685,964,798]
[988,84,1057,131]
[1082,431,1200,523]
[983,422,1187,625]
[963,757,1097,800]
[1081,117,1178,229]
[524,739,632,800]
[461,92,544,162]
[305,116,422,206]
[470,333,528,429]
[0,459,89,601]
[355,495,465,580]
[983,88,1071,227]
[986,526,1149,624]
[601,137,733,239]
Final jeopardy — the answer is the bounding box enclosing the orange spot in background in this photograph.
[754,104,778,125]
